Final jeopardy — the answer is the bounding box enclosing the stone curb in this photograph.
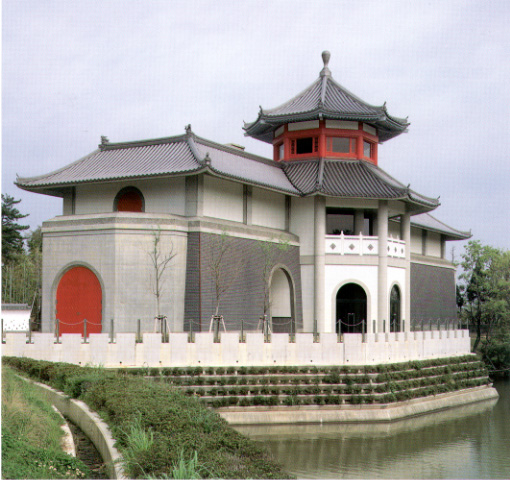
[19,377,126,479]
[218,385,499,425]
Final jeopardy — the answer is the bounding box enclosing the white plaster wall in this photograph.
[410,227,423,254]
[74,177,186,215]
[290,197,315,256]
[251,187,286,230]
[324,265,378,333]
[63,193,73,215]
[203,176,243,223]
[427,232,442,258]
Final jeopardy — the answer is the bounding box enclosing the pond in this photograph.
[236,380,510,479]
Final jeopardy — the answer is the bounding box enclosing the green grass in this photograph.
[2,357,291,479]
[1,366,92,479]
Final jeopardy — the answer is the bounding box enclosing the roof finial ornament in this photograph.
[185,124,192,136]
[320,51,331,77]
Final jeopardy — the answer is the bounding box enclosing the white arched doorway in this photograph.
[269,267,295,333]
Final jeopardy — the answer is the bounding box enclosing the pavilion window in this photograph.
[278,143,285,160]
[326,208,374,236]
[328,137,356,155]
[363,140,373,158]
[291,137,318,156]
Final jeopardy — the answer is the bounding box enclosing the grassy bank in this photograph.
[1,365,92,479]
[2,357,291,479]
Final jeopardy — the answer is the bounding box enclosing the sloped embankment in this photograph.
[2,356,292,479]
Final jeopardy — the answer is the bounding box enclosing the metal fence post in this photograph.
[28,318,32,344]
[55,319,60,343]
[313,319,318,342]
[137,319,141,343]
[383,319,386,334]
[402,319,406,333]
[241,318,244,343]
[83,319,88,343]
[1,318,4,344]
[110,318,114,343]
[362,318,366,343]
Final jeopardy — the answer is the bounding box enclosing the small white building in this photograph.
[16,52,470,337]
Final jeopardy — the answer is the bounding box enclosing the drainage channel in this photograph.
[65,417,109,479]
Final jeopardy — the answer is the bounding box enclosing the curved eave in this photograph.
[15,166,208,197]
[244,109,408,144]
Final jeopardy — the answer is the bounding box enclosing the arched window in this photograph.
[390,285,401,332]
[269,268,295,334]
[336,283,367,334]
[114,187,145,212]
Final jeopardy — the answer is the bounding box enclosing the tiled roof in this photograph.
[16,129,300,196]
[244,52,409,144]
[16,127,438,213]
[282,159,438,211]
[409,213,472,240]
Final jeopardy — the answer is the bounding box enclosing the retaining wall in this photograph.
[2,329,471,367]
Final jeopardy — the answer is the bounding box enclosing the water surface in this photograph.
[237,380,510,479]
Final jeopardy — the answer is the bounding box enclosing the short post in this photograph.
[28,318,32,344]
[83,319,88,343]
[110,318,114,343]
[55,319,60,343]
[1,318,4,344]
[383,319,386,334]
[313,319,318,342]
[240,318,244,343]
[137,319,141,343]
[373,319,376,335]
[402,319,405,333]
[290,318,294,342]
[362,318,366,343]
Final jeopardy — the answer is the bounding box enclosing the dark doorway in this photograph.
[390,285,401,332]
[336,283,367,334]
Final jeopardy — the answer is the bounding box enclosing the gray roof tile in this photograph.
[244,62,408,144]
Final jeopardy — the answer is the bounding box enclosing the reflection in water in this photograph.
[236,381,510,479]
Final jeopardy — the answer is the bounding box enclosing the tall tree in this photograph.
[2,194,30,264]
[458,240,510,352]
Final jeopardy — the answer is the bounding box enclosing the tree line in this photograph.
[2,194,42,321]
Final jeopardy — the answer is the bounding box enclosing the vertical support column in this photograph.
[377,201,388,332]
[354,210,365,235]
[314,196,326,332]
[401,209,411,331]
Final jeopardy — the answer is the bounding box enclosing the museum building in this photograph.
[16,52,470,337]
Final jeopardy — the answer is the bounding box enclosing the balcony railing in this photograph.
[325,233,405,258]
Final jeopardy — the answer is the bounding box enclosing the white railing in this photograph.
[325,234,405,259]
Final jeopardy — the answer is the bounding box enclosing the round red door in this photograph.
[56,266,102,335]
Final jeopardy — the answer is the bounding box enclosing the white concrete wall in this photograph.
[203,176,243,223]
[41,214,188,334]
[251,187,286,230]
[290,197,315,256]
[427,232,442,258]
[2,330,472,367]
[300,265,315,331]
[410,227,423,254]
[74,178,186,216]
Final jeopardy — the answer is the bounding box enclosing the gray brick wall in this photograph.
[411,262,457,323]
[184,232,302,332]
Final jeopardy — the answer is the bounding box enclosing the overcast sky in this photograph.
[3,0,509,255]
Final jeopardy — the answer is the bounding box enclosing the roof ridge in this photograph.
[99,133,188,150]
